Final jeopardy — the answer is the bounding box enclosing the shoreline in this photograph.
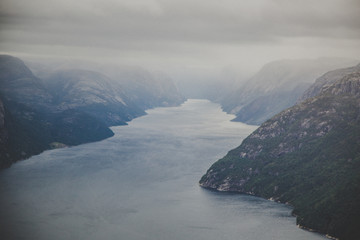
[1,99,187,170]
[199,184,338,240]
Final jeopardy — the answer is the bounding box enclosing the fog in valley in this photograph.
[1,1,360,240]
[1,0,360,87]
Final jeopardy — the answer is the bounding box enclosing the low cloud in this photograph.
[1,0,360,75]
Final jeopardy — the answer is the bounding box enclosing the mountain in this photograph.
[0,55,185,168]
[99,67,185,109]
[0,55,52,109]
[200,70,360,239]
[44,69,145,126]
[0,55,114,168]
[299,63,360,102]
[25,58,185,110]
[221,58,358,125]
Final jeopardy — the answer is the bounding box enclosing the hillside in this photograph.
[0,55,185,168]
[26,58,185,110]
[98,67,185,109]
[45,69,145,126]
[221,58,358,125]
[0,55,52,109]
[200,71,360,239]
[299,63,360,102]
[0,55,114,168]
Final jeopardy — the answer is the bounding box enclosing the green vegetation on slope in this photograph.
[0,55,114,168]
[200,72,360,240]
[0,54,185,168]
[0,97,114,168]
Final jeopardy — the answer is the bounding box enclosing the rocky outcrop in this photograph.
[200,71,360,240]
[299,63,360,102]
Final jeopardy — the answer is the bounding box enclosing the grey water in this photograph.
[0,99,326,240]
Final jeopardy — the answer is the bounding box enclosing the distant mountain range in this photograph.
[200,64,360,240]
[25,58,185,110]
[220,58,358,125]
[102,67,185,109]
[3,53,360,238]
[0,55,184,168]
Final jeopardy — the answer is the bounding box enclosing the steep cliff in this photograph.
[200,72,360,239]
[299,63,360,102]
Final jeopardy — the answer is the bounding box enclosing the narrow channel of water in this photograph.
[0,99,327,240]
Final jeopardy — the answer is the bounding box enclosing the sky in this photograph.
[1,0,360,77]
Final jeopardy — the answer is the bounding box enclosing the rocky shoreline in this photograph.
[199,183,339,240]
[199,68,360,240]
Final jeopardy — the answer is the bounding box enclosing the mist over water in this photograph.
[0,99,326,240]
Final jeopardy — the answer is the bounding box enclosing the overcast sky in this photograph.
[1,0,360,76]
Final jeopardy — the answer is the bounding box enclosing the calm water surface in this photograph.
[0,99,326,240]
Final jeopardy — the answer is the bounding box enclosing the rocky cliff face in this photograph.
[299,63,360,102]
[221,58,358,125]
[200,71,360,240]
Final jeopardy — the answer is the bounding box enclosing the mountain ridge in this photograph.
[25,58,185,110]
[44,68,145,126]
[220,58,359,125]
[200,69,360,239]
[0,55,184,168]
[299,63,360,102]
